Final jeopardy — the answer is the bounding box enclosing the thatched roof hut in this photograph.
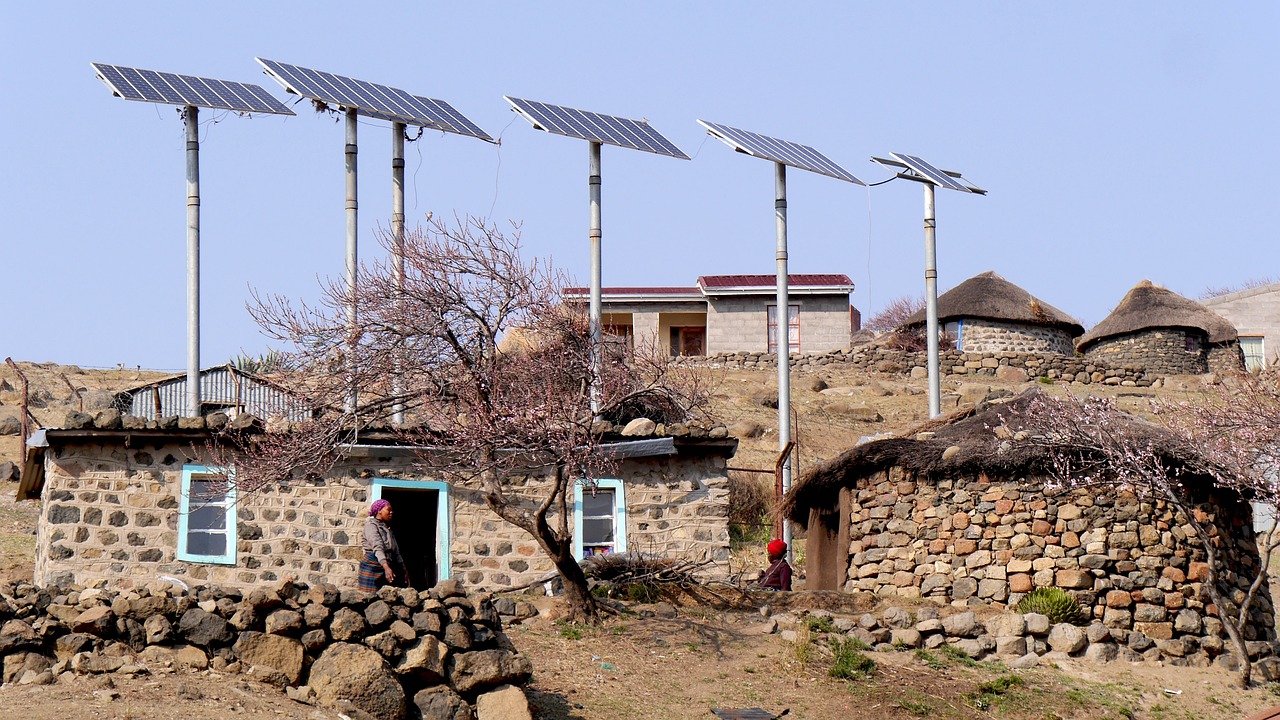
[901,271,1083,334]
[1077,280,1238,352]
[782,390,1198,525]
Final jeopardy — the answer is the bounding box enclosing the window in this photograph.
[177,464,237,565]
[573,479,626,560]
[767,305,800,354]
[1241,336,1265,372]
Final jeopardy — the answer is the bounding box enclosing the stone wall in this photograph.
[0,577,534,719]
[34,436,732,594]
[953,318,1076,355]
[838,467,1273,655]
[687,346,1158,387]
[1207,342,1246,375]
[1082,329,1209,376]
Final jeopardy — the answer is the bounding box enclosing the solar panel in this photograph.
[256,58,493,142]
[92,62,294,116]
[890,153,970,192]
[697,120,864,185]
[504,96,688,159]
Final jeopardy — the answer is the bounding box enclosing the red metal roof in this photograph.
[563,286,700,296]
[697,274,853,288]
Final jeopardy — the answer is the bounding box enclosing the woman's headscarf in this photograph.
[369,498,390,517]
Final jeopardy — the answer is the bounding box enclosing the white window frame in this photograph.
[767,304,801,354]
[1241,336,1266,372]
[177,464,237,565]
[573,478,626,560]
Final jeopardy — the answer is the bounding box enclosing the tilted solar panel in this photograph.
[697,120,863,184]
[504,96,688,159]
[92,62,294,116]
[891,153,970,193]
[256,58,493,141]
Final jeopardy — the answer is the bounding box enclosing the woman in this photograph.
[359,499,406,592]
[758,539,793,591]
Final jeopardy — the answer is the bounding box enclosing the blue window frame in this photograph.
[573,479,626,560]
[370,479,452,580]
[177,464,237,565]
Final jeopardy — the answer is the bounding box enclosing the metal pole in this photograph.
[774,162,793,555]
[588,141,602,415]
[185,105,201,418]
[345,110,359,415]
[924,183,941,418]
[391,122,406,425]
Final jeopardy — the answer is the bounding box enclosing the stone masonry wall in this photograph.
[35,440,731,594]
[840,467,1273,658]
[1083,329,1208,376]
[685,346,1158,387]
[956,319,1076,355]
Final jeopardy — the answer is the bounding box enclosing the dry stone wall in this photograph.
[1082,329,1210,375]
[0,577,534,720]
[953,318,1076,355]
[688,346,1159,387]
[839,468,1273,663]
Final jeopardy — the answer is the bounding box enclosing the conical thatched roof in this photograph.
[781,389,1209,524]
[1076,280,1239,351]
[901,271,1082,334]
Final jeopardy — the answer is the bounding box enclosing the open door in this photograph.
[374,481,449,591]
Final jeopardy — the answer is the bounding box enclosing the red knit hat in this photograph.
[767,539,787,556]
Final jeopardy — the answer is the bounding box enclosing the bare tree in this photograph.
[863,294,925,333]
[1200,276,1277,299]
[227,214,707,622]
[1010,384,1279,688]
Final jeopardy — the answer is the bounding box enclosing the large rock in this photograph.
[0,619,40,653]
[941,612,978,638]
[330,607,369,641]
[413,686,475,720]
[309,642,406,720]
[396,635,449,683]
[234,631,304,685]
[621,418,656,436]
[1047,623,1087,654]
[476,685,531,720]
[177,608,234,647]
[448,649,533,695]
[71,606,115,635]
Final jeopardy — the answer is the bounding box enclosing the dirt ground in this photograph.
[0,360,1277,719]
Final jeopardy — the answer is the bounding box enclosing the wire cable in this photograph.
[485,115,519,221]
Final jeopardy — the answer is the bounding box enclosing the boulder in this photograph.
[1047,623,1087,654]
[621,418,656,436]
[177,608,233,647]
[234,631,304,685]
[476,684,531,720]
[310,643,406,720]
[265,609,303,635]
[448,649,533,695]
[941,611,978,637]
[330,607,369,641]
[0,619,40,653]
[413,686,475,720]
[71,606,115,635]
[396,635,449,683]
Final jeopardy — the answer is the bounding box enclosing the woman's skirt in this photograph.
[357,551,384,592]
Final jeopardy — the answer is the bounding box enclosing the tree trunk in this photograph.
[550,547,599,624]
[1202,567,1253,688]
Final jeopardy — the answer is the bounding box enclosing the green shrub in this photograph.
[1015,588,1087,625]
[803,615,836,634]
[829,638,876,679]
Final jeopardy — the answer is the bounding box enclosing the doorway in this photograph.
[372,480,450,590]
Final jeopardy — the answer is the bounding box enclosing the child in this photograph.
[759,539,793,591]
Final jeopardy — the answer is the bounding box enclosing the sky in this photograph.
[3,3,1278,370]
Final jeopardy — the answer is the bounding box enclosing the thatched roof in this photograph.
[782,389,1209,524]
[901,271,1082,334]
[1077,280,1239,351]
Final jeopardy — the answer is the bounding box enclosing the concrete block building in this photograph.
[564,274,856,357]
[1201,281,1280,371]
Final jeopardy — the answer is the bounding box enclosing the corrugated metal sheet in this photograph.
[123,367,311,421]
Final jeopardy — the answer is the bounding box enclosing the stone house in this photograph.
[1201,281,1280,371]
[564,274,855,357]
[19,418,735,593]
[898,271,1083,355]
[782,392,1273,649]
[1077,280,1243,375]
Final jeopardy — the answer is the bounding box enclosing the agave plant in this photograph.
[1015,587,1087,625]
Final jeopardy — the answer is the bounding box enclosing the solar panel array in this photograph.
[504,97,688,159]
[256,58,493,142]
[92,62,294,116]
[890,153,971,193]
[697,120,863,185]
